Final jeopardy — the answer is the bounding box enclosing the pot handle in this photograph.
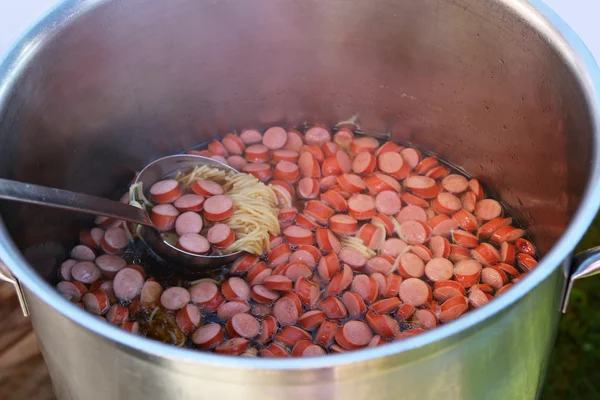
[561,246,600,313]
[0,261,29,316]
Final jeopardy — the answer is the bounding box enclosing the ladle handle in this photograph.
[0,178,154,227]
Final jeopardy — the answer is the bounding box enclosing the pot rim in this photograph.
[1,0,599,370]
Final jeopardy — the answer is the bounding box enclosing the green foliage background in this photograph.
[542,212,600,399]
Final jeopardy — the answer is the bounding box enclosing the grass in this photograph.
[542,213,600,399]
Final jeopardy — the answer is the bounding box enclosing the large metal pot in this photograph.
[1,0,600,399]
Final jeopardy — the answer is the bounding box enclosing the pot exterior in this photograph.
[27,265,565,400]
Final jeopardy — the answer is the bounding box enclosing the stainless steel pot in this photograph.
[1,0,600,399]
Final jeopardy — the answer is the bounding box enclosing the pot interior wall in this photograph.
[0,0,593,282]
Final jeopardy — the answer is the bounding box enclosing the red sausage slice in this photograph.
[216,300,250,320]
[273,293,301,326]
[262,127,288,150]
[215,338,249,355]
[191,180,224,197]
[319,297,348,320]
[227,313,260,339]
[283,225,315,246]
[70,245,96,262]
[298,310,326,330]
[341,291,367,317]
[433,280,466,302]
[442,174,469,193]
[397,253,425,278]
[207,223,235,249]
[140,280,163,308]
[365,174,400,194]
[347,194,376,220]
[297,178,320,199]
[370,297,402,314]
[113,267,144,301]
[316,228,341,254]
[424,258,454,282]
[398,220,430,245]
[239,129,263,145]
[106,304,129,325]
[315,320,339,347]
[203,195,234,221]
[176,303,202,334]
[305,126,332,146]
[432,193,462,215]
[274,161,301,183]
[404,176,439,199]
[150,179,181,204]
[365,256,394,276]
[298,151,321,178]
[383,274,403,298]
[339,247,368,270]
[329,214,359,235]
[453,260,483,287]
[174,194,205,212]
[242,162,272,182]
[285,129,304,151]
[365,312,400,338]
[71,261,101,284]
[222,133,246,155]
[177,233,211,254]
[350,274,379,303]
[221,277,251,301]
[250,285,280,304]
[193,323,224,349]
[174,211,203,236]
[337,174,367,194]
[151,204,180,231]
[380,238,409,258]
[333,128,355,149]
[474,199,502,220]
[350,137,379,154]
[245,144,270,162]
[317,252,341,280]
[352,152,377,175]
[82,291,110,315]
[398,278,431,306]
[378,152,410,179]
[95,254,126,279]
[101,227,129,254]
[396,205,427,224]
[335,320,373,349]
[375,191,402,216]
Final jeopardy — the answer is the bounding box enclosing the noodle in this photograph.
[340,235,376,259]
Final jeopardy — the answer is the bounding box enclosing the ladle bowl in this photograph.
[0,154,242,272]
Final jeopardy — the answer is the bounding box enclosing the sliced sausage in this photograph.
[398,278,431,306]
[378,152,410,179]
[245,144,270,162]
[335,321,373,349]
[71,261,101,284]
[227,313,260,339]
[113,267,144,301]
[305,126,332,146]
[347,194,376,220]
[315,228,341,254]
[82,291,110,315]
[175,211,203,236]
[177,233,210,254]
[207,223,235,249]
[150,179,181,204]
[337,174,367,194]
[352,152,377,175]
[174,194,205,212]
[365,173,401,194]
[474,199,502,221]
[176,303,202,334]
[380,238,409,258]
[350,136,379,154]
[215,338,249,356]
[424,258,454,282]
[203,194,234,221]
[404,176,439,199]
[274,326,312,347]
[101,227,129,254]
[365,312,400,338]
[375,190,402,216]
[396,205,427,224]
[273,293,301,326]
[315,320,339,347]
[297,178,320,199]
[453,260,483,288]
[333,128,355,149]
[283,225,315,246]
[151,204,180,231]
[191,180,224,197]
[95,254,126,279]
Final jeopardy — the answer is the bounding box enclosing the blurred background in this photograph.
[0,1,599,399]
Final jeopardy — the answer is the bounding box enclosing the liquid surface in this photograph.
[55,126,538,357]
